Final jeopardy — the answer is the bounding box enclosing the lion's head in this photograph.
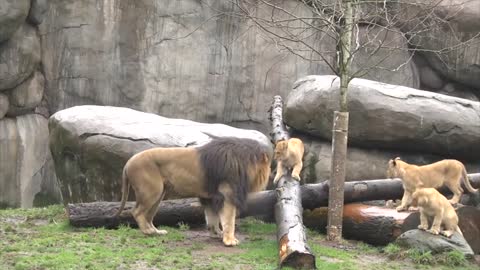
[386,157,402,179]
[274,140,288,161]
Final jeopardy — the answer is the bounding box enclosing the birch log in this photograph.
[269,95,316,269]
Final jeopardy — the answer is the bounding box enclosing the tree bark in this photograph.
[327,0,354,242]
[67,174,480,228]
[304,203,480,253]
[269,95,316,269]
[327,111,349,241]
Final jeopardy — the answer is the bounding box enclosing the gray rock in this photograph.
[27,0,48,25]
[298,135,479,183]
[414,54,445,90]
[0,24,41,91]
[437,83,479,102]
[39,0,335,133]
[0,94,8,119]
[0,0,30,42]
[284,75,480,160]
[351,26,419,89]
[7,71,45,116]
[396,229,474,257]
[0,114,61,208]
[398,0,480,89]
[48,105,273,204]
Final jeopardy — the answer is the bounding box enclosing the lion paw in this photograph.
[417,225,428,231]
[396,206,407,212]
[291,174,301,181]
[273,175,281,184]
[427,229,439,235]
[407,206,419,212]
[223,237,240,247]
[440,231,453,238]
[208,226,223,239]
[155,229,168,235]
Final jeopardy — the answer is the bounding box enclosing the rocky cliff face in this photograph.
[1,0,479,207]
[0,0,60,208]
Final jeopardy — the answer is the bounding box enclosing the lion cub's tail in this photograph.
[461,166,478,193]
[115,167,130,218]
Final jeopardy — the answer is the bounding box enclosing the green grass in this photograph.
[383,243,472,269]
[0,205,478,270]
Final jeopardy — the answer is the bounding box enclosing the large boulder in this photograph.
[7,71,45,116]
[284,75,480,160]
[39,0,334,133]
[0,24,41,91]
[48,105,273,204]
[396,229,474,257]
[0,0,30,43]
[298,135,479,183]
[0,114,60,208]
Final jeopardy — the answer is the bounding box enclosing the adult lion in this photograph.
[387,158,478,212]
[115,137,272,246]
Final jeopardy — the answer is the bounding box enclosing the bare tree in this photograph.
[223,0,480,242]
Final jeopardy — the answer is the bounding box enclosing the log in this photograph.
[304,203,480,254]
[67,174,480,229]
[269,95,316,269]
[304,203,412,246]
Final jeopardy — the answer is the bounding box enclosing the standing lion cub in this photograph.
[273,138,305,184]
[411,188,462,238]
[386,158,477,211]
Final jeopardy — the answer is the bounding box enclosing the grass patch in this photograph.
[0,205,478,270]
[383,243,471,269]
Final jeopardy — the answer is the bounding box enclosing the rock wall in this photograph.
[0,0,61,208]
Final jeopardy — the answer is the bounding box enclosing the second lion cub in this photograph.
[411,188,462,238]
[273,138,305,184]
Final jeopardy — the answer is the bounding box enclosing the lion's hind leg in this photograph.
[132,180,167,236]
[146,190,167,235]
[291,160,303,181]
[445,181,463,205]
[204,203,222,238]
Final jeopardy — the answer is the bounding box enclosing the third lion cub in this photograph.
[411,188,462,238]
[273,138,305,184]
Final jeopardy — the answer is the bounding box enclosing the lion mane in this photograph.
[116,136,272,246]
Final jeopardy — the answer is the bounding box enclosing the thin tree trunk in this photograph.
[327,0,354,242]
[269,95,316,269]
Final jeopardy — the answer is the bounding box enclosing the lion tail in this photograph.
[461,166,478,193]
[115,167,130,218]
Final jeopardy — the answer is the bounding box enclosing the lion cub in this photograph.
[273,138,305,184]
[411,188,462,238]
[386,158,477,211]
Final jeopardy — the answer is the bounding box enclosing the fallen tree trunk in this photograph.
[303,203,480,254]
[304,203,412,246]
[68,174,480,228]
[269,95,316,269]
